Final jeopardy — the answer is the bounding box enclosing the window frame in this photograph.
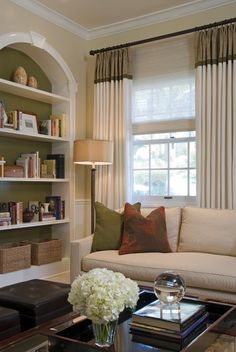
[131,125,197,207]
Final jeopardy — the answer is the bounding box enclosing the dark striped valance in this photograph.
[195,23,236,67]
[94,48,132,83]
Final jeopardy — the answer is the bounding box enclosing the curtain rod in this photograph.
[89,16,236,56]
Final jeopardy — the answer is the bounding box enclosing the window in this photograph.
[133,132,196,198]
[130,35,196,205]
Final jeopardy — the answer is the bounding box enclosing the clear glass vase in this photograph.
[92,319,118,347]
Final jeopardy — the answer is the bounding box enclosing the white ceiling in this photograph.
[11,0,235,39]
[35,0,195,29]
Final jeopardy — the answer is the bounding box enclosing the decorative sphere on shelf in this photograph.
[154,271,186,305]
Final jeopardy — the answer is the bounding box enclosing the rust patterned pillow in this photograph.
[119,203,172,255]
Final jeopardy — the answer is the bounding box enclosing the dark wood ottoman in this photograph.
[0,279,72,330]
[0,306,21,340]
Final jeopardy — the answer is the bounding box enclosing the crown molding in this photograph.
[10,0,89,39]
[10,0,236,40]
[88,0,236,39]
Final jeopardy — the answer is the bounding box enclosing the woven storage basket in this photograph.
[0,242,31,273]
[31,239,62,265]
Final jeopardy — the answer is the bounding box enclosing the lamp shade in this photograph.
[73,139,114,166]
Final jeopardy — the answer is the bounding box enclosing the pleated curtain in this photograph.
[93,48,132,209]
[195,23,236,209]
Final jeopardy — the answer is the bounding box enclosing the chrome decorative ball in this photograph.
[154,271,186,305]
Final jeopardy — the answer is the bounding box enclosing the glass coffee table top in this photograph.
[1,290,235,352]
[0,334,99,352]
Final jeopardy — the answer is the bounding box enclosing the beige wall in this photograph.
[85,2,236,136]
[1,1,236,201]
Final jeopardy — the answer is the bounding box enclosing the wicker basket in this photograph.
[30,239,62,265]
[0,242,31,274]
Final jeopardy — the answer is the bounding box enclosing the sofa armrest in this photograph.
[70,235,93,282]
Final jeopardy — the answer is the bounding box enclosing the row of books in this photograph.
[13,152,64,179]
[0,197,65,226]
[39,114,66,137]
[131,298,208,351]
[0,202,23,226]
[0,104,67,139]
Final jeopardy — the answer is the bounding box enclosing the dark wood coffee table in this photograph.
[1,290,235,352]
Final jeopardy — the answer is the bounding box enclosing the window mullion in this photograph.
[167,142,170,196]
[149,143,151,196]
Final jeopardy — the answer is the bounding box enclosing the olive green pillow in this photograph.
[91,202,141,252]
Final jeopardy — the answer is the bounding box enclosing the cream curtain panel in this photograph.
[195,23,236,209]
[93,48,132,208]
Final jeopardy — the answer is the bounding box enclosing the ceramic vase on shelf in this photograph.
[92,319,118,347]
[28,76,38,89]
[13,66,27,85]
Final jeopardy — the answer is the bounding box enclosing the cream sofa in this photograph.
[70,207,236,303]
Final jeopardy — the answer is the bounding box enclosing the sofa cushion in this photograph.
[82,251,236,294]
[178,207,236,256]
[119,204,171,255]
[141,207,181,252]
[92,202,141,252]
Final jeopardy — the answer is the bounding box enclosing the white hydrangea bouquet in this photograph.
[68,268,139,324]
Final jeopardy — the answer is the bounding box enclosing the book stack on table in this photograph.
[130,299,208,351]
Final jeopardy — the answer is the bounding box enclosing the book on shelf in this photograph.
[45,196,62,220]
[61,199,65,219]
[50,113,66,137]
[46,154,65,178]
[16,157,28,178]
[7,201,23,225]
[132,300,206,332]
[0,101,4,128]
[20,151,40,178]
[42,159,56,178]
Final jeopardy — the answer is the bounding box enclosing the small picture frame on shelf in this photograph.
[20,112,38,134]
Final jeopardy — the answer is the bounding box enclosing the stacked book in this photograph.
[130,299,208,351]
[0,212,11,226]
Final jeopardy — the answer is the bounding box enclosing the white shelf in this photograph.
[0,38,76,285]
[0,218,69,231]
[0,257,70,287]
[0,78,69,104]
[0,128,69,142]
[0,177,69,182]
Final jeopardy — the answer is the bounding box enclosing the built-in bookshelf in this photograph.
[0,33,77,285]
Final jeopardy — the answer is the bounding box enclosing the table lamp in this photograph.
[73,139,114,233]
